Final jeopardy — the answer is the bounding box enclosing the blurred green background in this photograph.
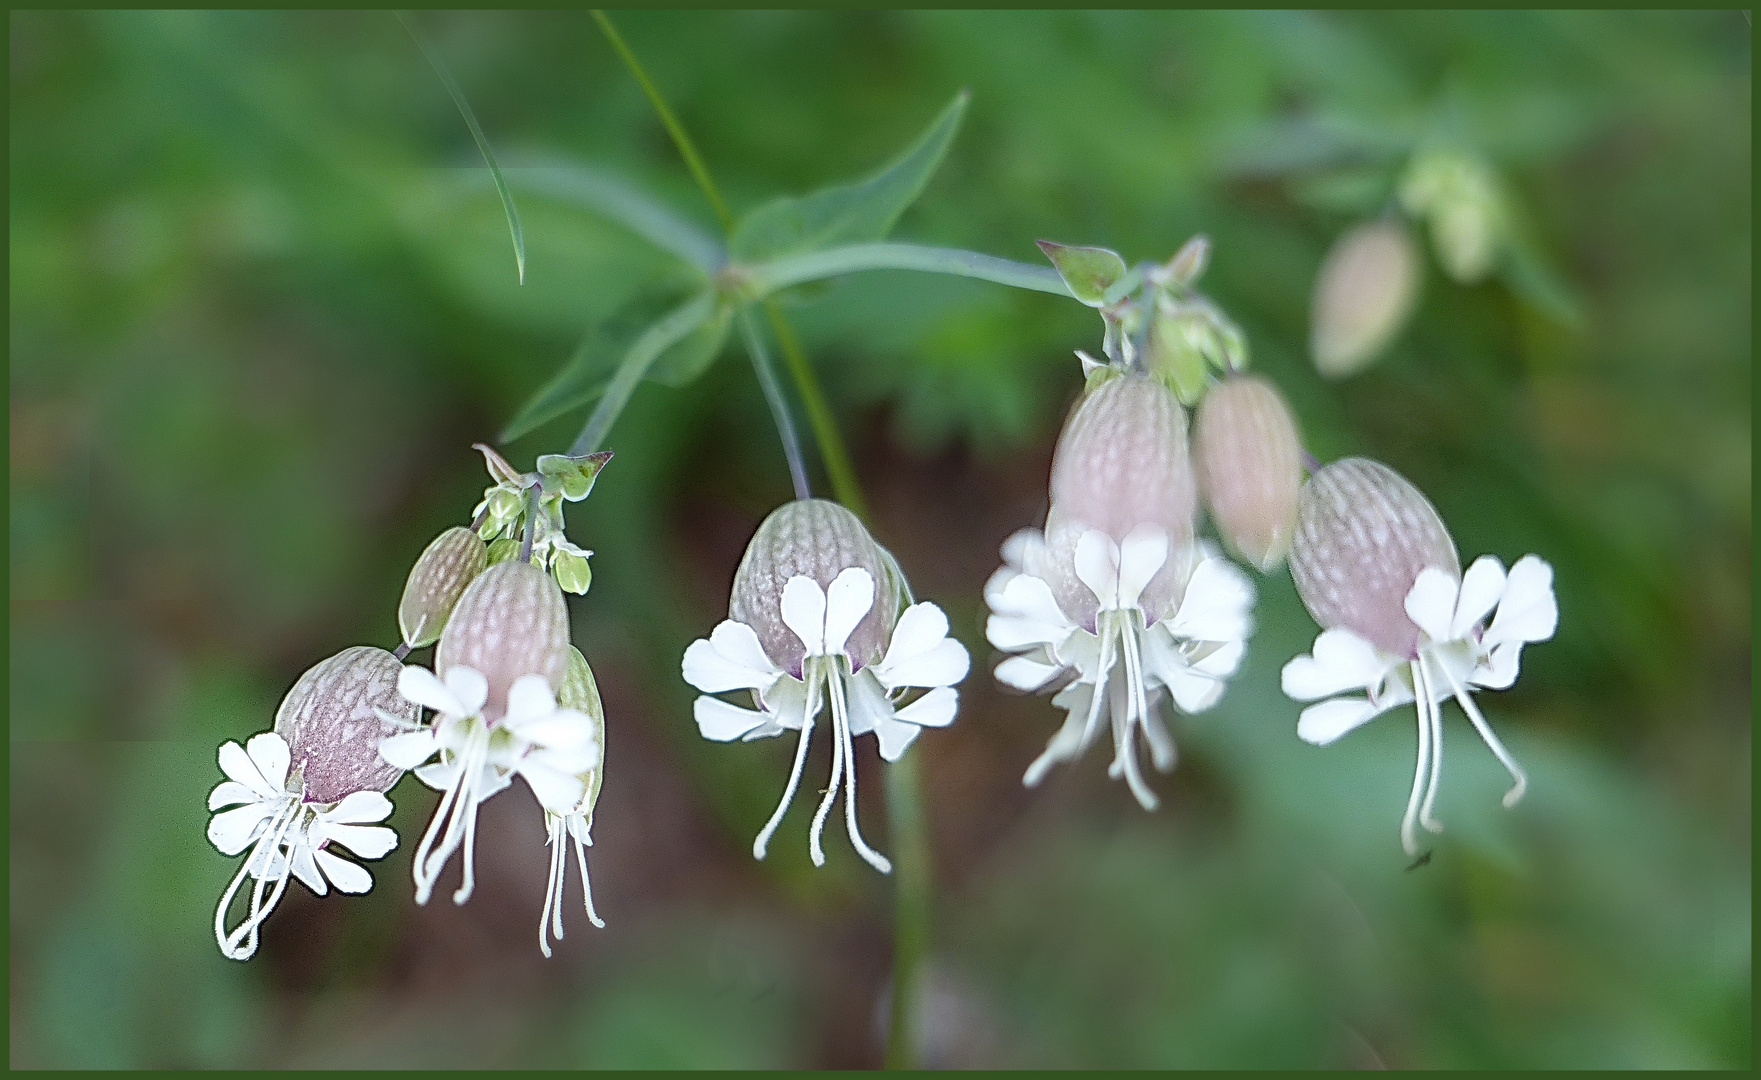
[9,9,1750,1069]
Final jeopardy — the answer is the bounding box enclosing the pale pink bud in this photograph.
[398,526,489,649]
[1289,458,1460,658]
[435,560,571,723]
[729,499,898,676]
[1309,219,1421,379]
[1048,372,1197,547]
[1193,374,1303,571]
[274,646,416,804]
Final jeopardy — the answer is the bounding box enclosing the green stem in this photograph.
[569,293,716,456]
[739,308,811,502]
[749,242,1071,300]
[592,12,926,1066]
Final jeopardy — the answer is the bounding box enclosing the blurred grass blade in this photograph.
[398,10,527,284]
[749,241,1071,298]
[730,90,970,262]
[504,161,724,273]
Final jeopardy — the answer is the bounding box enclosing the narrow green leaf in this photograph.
[730,90,970,262]
[569,292,719,455]
[502,283,699,441]
[506,161,724,273]
[398,11,527,284]
[1036,240,1128,307]
[647,301,734,387]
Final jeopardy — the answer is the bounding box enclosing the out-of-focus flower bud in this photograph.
[1399,148,1505,285]
[1288,458,1459,658]
[435,560,572,722]
[1145,294,1248,404]
[1157,234,1211,290]
[1193,375,1304,570]
[551,543,594,596]
[729,499,898,677]
[398,527,489,650]
[273,645,416,804]
[1310,219,1422,379]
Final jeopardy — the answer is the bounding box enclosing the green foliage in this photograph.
[1035,240,1129,307]
[730,90,969,263]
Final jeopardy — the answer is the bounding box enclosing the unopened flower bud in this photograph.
[1289,458,1460,658]
[485,537,522,566]
[1145,295,1248,404]
[274,646,416,804]
[1193,375,1303,570]
[1399,149,1505,285]
[1050,372,1197,547]
[729,499,897,677]
[1310,219,1421,379]
[435,559,571,722]
[398,527,489,649]
[556,645,606,821]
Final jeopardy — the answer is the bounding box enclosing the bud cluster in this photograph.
[206,444,615,962]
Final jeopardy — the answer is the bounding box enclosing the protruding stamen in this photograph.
[1400,661,1431,858]
[572,826,604,929]
[1114,621,1159,811]
[1076,616,1118,753]
[808,679,844,867]
[214,798,296,959]
[1438,664,1528,808]
[1024,705,1086,788]
[754,716,816,861]
[539,816,566,959]
[1415,658,1445,834]
[828,666,891,873]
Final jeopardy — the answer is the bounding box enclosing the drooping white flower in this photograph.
[381,665,597,907]
[207,646,412,961]
[684,506,968,874]
[984,371,1255,810]
[1284,457,1558,855]
[1284,555,1557,854]
[986,524,1254,810]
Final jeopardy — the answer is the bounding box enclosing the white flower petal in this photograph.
[876,614,969,690]
[1281,628,1390,701]
[995,655,1063,692]
[841,669,895,737]
[1189,639,1246,680]
[694,695,775,742]
[780,575,828,655]
[442,666,491,716]
[869,714,922,762]
[1472,641,1524,690]
[1164,666,1225,713]
[1074,530,1120,608]
[506,674,557,726]
[1404,568,1460,645]
[522,761,588,813]
[289,846,327,895]
[528,743,600,779]
[217,740,276,797]
[999,527,1041,570]
[244,733,291,794]
[683,639,773,695]
[313,849,373,894]
[982,564,1019,609]
[700,620,782,688]
[1115,526,1170,610]
[1451,556,1508,639]
[398,665,463,715]
[758,677,812,731]
[208,780,262,812]
[516,711,596,751]
[414,761,458,791]
[208,802,276,856]
[990,572,1076,642]
[1296,696,1395,746]
[878,602,950,667]
[823,567,875,657]
[314,821,397,860]
[894,685,959,729]
[379,730,439,770]
[1484,555,1557,647]
[322,790,394,825]
[1163,558,1256,643]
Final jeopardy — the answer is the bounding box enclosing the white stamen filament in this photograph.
[539,815,566,959]
[808,663,844,868]
[1400,660,1432,858]
[828,661,891,873]
[413,722,490,905]
[214,796,309,960]
[1437,662,1529,808]
[1114,615,1158,811]
[1415,657,1445,834]
[754,710,815,861]
[573,827,604,930]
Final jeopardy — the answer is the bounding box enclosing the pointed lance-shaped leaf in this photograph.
[536,451,614,503]
[1035,240,1128,308]
[730,90,969,263]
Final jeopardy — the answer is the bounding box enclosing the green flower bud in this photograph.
[1289,458,1460,658]
[1145,294,1248,405]
[729,499,899,677]
[552,545,593,595]
[1399,148,1505,285]
[436,560,571,723]
[398,527,489,649]
[1310,218,1421,379]
[485,537,523,566]
[274,646,415,804]
[1193,375,1304,571]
